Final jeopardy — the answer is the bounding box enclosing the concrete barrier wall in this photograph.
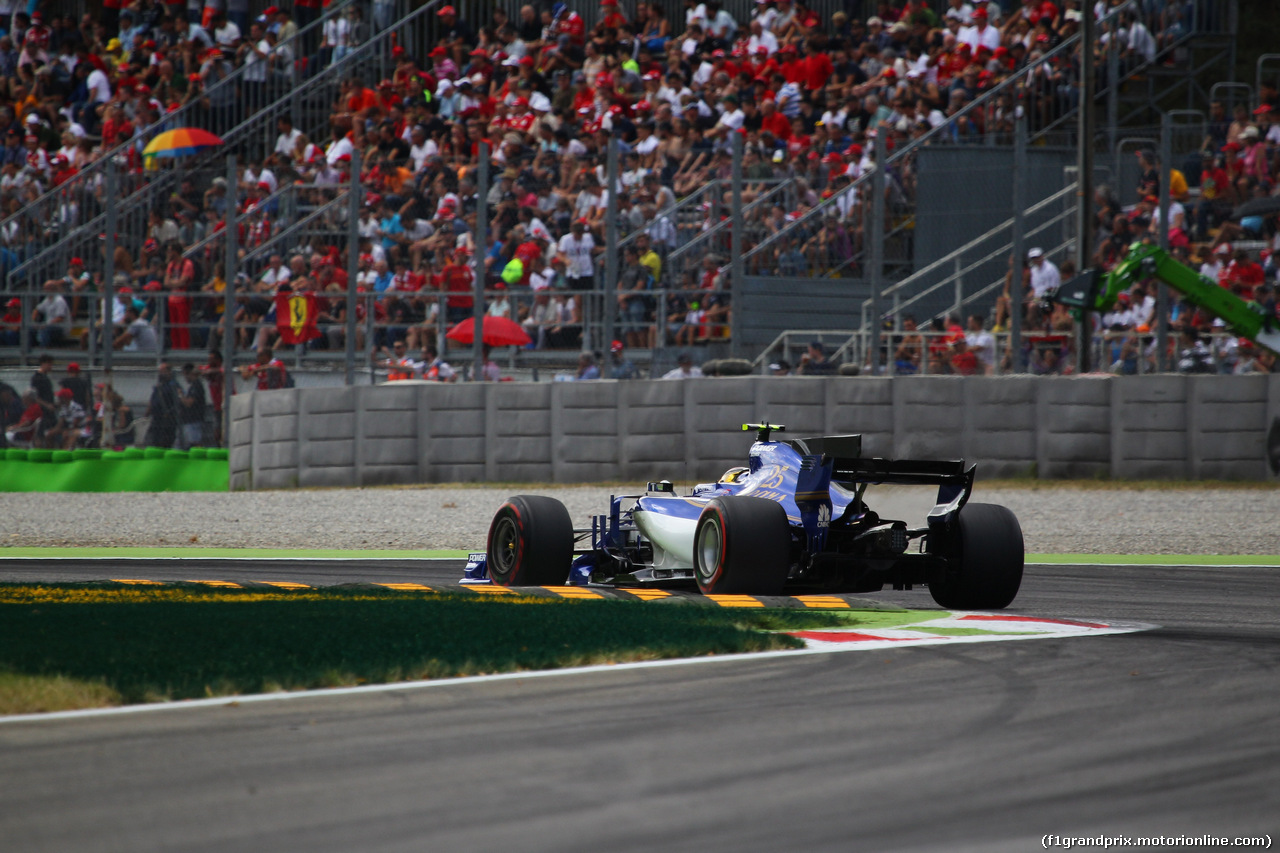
[228,375,1280,490]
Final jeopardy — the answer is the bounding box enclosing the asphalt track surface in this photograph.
[2,559,1278,853]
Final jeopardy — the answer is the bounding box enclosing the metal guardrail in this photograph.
[751,327,1261,378]
[2,276,733,373]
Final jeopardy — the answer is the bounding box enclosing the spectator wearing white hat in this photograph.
[1027,247,1061,301]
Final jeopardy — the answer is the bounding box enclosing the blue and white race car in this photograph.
[472,424,1024,609]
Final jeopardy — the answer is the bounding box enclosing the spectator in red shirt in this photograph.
[99,105,133,148]
[1,297,22,346]
[5,390,44,448]
[239,346,290,390]
[760,98,791,140]
[1220,249,1264,297]
[513,234,546,287]
[798,39,833,92]
[441,248,475,324]
[1194,150,1234,241]
[597,0,627,33]
[50,154,78,187]
[344,75,381,118]
[949,338,980,375]
[163,241,194,350]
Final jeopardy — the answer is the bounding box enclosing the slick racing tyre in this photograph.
[928,503,1024,610]
[487,495,574,586]
[693,496,791,596]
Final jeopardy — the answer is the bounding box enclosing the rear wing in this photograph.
[791,434,971,486]
[791,434,975,525]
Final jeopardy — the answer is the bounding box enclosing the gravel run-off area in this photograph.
[2,483,1278,555]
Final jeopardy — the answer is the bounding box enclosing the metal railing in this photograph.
[866,183,1079,331]
[2,273,733,371]
[749,327,1265,379]
[666,179,796,285]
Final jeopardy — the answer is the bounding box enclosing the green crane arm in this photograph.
[1055,242,1280,355]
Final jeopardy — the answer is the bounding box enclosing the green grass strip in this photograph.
[0,547,470,559]
[0,583,855,714]
[817,609,947,629]
[1027,554,1280,566]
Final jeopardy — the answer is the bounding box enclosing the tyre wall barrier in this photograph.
[228,375,1280,490]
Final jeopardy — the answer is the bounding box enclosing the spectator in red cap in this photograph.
[609,339,639,378]
[60,362,91,410]
[1,297,22,346]
[597,0,627,35]
[958,6,999,52]
[437,5,477,65]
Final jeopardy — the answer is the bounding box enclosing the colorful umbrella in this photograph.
[445,315,532,347]
[142,127,225,159]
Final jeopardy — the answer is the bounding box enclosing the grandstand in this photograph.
[1,0,1274,430]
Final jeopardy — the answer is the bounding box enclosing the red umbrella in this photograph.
[445,315,532,347]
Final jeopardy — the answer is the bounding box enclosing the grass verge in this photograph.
[0,584,853,714]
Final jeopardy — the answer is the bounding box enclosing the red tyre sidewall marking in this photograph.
[490,503,525,586]
[703,507,727,589]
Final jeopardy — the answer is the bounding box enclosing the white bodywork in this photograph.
[632,500,707,570]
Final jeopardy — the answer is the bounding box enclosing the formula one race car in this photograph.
[473,424,1024,609]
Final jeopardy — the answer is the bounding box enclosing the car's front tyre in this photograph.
[486,495,574,586]
[693,496,792,596]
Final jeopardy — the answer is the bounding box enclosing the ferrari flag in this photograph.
[275,291,321,344]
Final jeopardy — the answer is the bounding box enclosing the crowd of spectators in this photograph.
[3,0,1205,366]
[966,90,1280,378]
[0,0,1259,390]
[0,351,233,449]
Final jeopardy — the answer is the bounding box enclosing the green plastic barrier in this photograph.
[0,447,228,492]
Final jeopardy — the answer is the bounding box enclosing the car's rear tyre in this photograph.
[693,496,792,596]
[486,495,574,587]
[928,503,1024,610]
